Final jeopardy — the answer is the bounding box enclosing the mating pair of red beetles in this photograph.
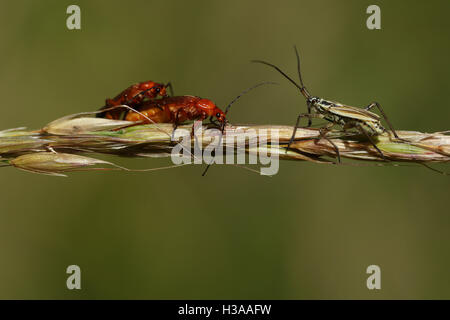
[96,79,274,176]
[96,80,229,132]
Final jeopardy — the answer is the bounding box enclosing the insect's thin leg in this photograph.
[288,113,309,151]
[116,89,152,120]
[96,103,109,118]
[119,109,128,120]
[287,113,322,151]
[202,165,210,176]
[192,122,201,156]
[357,125,387,160]
[419,163,449,175]
[171,125,179,141]
[202,115,221,177]
[306,101,312,127]
[192,115,206,137]
[209,116,220,127]
[171,109,182,141]
[365,101,401,140]
[318,123,341,163]
[165,82,174,96]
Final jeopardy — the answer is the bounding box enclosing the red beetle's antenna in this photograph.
[223,81,277,115]
[220,81,278,132]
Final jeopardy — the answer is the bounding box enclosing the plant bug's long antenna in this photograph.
[202,81,278,176]
[293,45,312,99]
[294,45,312,125]
[251,57,310,99]
[252,47,313,125]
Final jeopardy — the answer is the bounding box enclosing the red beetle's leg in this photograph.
[171,109,190,141]
[189,114,207,137]
[165,82,174,96]
[208,116,220,127]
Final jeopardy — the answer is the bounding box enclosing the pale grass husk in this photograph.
[0,112,449,175]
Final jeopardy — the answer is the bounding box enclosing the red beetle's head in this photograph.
[140,81,168,98]
[196,99,227,123]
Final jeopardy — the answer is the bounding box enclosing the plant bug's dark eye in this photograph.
[216,113,221,118]
[155,87,160,93]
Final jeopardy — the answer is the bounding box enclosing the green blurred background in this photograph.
[0,0,449,299]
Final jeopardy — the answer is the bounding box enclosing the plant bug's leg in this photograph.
[317,123,341,163]
[306,101,312,127]
[419,163,449,175]
[287,113,323,151]
[364,102,401,140]
[357,124,387,160]
[293,46,313,126]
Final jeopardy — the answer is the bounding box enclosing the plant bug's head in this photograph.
[307,96,320,105]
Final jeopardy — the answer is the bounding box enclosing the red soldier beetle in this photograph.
[97,80,173,119]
